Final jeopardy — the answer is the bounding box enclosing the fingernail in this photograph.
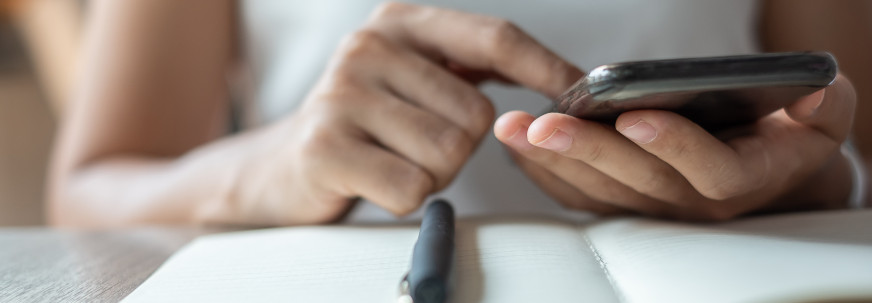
[507,127,533,151]
[534,128,572,151]
[619,120,657,144]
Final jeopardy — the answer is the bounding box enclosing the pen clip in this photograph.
[398,273,413,303]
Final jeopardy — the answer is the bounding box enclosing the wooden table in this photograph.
[0,227,211,302]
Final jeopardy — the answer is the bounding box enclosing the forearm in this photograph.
[49,127,271,228]
[45,0,281,227]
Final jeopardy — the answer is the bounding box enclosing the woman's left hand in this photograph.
[495,74,857,221]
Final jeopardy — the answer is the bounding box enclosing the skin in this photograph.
[494,0,872,220]
[496,77,856,220]
[9,0,83,115]
[49,1,870,227]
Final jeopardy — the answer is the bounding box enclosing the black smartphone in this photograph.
[554,52,837,132]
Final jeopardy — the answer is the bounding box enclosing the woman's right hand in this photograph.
[224,2,583,225]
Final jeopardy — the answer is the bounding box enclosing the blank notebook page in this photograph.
[124,210,872,302]
[584,210,872,303]
[122,218,618,303]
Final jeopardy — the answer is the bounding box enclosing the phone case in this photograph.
[555,52,837,132]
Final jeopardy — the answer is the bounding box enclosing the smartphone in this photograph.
[554,52,837,132]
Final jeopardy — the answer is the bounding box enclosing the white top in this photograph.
[238,0,760,222]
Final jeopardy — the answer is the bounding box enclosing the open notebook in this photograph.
[124,210,872,303]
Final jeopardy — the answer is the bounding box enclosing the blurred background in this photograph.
[0,1,869,226]
[0,0,82,225]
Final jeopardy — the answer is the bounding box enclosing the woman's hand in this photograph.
[495,75,857,221]
[228,2,583,225]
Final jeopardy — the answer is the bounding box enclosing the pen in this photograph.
[398,199,455,303]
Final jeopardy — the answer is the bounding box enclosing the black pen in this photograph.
[398,199,455,303]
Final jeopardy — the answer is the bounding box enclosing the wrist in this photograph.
[186,128,277,226]
[183,144,248,226]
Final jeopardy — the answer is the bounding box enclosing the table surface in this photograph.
[0,227,214,303]
[4,211,871,302]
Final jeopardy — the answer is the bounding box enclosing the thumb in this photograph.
[785,74,857,142]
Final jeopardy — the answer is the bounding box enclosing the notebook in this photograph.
[123,210,872,303]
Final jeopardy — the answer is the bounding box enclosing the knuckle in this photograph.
[489,18,523,43]
[580,141,608,163]
[541,57,581,96]
[296,121,337,161]
[422,74,494,137]
[370,1,415,20]
[337,30,391,62]
[294,133,341,184]
[311,77,375,111]
[308,92,345,115]
[665,140,694,160]
[480,18,523,61]
[316,73,359,100]
[415,61,449,88]
[390,166,433,215]
[467,96,496,135]
[436,126,474,169]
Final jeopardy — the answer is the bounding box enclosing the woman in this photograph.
[50,0,872,226]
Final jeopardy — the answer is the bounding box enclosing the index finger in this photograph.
[365,2,583,98]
